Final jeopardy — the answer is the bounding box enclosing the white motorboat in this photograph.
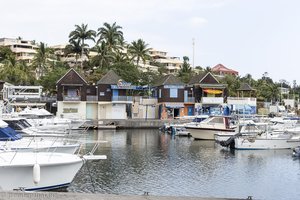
[234,132,300,150]
[185,116,235,140]
[218,123,300,150]
[0,120,80,154]
[3,117,68,136]
[17,107,86,130]
[0,151,106,191]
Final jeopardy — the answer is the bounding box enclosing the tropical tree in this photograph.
[178,56,193,83]
[97,22,124,52]
[91,41,114,70]
[69,23,96,69]
[110,62,140,85]
[204,66,212,73]
[112,49,130,64]
[38,66,68,94]
[128,39,151,66]
[32,42,55,79]
[64,39,84,66]
[0,46,14,62]
[221,74,240,97]
[0,55,34,84]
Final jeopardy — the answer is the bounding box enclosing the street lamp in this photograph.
[279,79,286,105]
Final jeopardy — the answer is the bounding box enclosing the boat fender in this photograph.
[33,163,41,185]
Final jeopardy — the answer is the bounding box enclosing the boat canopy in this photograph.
[0,126,22,141]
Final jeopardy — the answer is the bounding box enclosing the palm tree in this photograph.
[128,39,151,66]
[204,66,212,73]
[32,42,54,79]
[0,46,14,62]
[0,55,33,84]
[69,23,96,69]
[64,39,85,66]
[91,41,114,70]
[97,22,124,52]
[112,49,130,64]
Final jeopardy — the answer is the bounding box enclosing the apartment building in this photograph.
[149,49,183,74]
[0,38,38,63]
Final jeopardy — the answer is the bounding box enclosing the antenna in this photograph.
[192,38,195,68]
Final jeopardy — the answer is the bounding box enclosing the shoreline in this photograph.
[0,191,248,200]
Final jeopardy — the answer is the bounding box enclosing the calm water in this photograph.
[68,129,300,200]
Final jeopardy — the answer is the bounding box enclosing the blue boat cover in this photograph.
[0,126,22,141]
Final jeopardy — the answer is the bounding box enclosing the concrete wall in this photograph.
[56,101,86,119]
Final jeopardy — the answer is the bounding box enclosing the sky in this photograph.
[1,0,300,84]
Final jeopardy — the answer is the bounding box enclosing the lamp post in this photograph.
[279,79,285,105]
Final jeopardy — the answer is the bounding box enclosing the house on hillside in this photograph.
[211,64,238,76]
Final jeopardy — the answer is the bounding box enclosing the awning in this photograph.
[165,103,184,108]
[203,89,223,94]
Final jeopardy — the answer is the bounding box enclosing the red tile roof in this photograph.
[212,64,238,75]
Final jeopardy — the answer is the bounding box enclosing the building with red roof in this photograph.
[211,64,239,76]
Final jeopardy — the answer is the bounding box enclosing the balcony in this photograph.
[227,97,257,106]
[86,95,98,101]
[63,95,81,101]
[202,97,224,104]
[184,97,195,103]
[112,96,133,102]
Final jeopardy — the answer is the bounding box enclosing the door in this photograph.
[188,106,194,116]
[184,90,188,102]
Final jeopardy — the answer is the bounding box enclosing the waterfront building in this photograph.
[227,83,257,115]
[0,37,38,64]
[189,72,227,115]
[56,68,89,119]
[211,63,239,77]
[153,74,185,119]
[56,69,154,120]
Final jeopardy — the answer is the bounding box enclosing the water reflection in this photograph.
[68,129,300,200]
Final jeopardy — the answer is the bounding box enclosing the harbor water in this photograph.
[68,129,300,200]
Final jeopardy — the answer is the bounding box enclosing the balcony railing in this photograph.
[202,97,224,104]
[86,95,98,101]
[184,97,195,103]
[112,96,133,102]
[63,95,81,101]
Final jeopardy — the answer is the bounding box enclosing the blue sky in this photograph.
[1,0,300,84]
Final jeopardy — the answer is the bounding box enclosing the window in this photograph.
[159,89,162,98]
[170,88,178,98]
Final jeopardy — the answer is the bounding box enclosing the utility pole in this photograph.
[192,38,195,68]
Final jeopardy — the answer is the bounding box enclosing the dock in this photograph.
[85,119,193,129]
[0,191,249,200]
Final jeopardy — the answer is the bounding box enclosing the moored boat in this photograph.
[185,115,235,140]
[0,151,106,191]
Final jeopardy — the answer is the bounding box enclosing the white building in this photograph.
[0,38,38,63]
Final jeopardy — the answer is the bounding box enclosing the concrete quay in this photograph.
[85,119,192,129]
[0,191,250,200]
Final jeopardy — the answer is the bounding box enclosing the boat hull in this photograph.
[0,152,83,191]
[186,127,235,140]
[235,137,300,150]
